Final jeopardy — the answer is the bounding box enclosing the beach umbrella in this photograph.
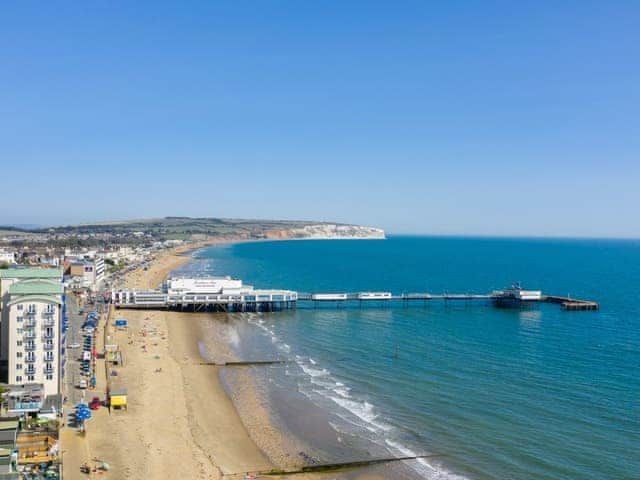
[76,410,92,421]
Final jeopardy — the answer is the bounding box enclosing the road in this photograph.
[63,293,105,407]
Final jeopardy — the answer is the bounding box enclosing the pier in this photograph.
[112,281,599,312]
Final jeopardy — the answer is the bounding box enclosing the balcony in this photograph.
[43,344,54,351]
[42,333,55,340]
[43,367,54,374]
[26,309,37,316]
[25,356,36,363]
[42,319,56,328]
[44,356,54,363]
[24,344,36,351]
[24,331,36,339]
[24,320,36,328]
[25,368,36,376]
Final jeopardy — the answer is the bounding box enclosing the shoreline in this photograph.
[63,239,389,480]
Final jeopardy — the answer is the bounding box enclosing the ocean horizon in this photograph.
[176,235,639,480]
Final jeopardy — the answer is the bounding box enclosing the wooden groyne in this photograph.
[199,360,289,367]
[224,453,447,477]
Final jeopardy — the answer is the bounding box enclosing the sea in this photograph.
[175,236,639,480]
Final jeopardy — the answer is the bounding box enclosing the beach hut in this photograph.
[109,389,127,410]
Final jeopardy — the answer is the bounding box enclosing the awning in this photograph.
[110,396,127,407]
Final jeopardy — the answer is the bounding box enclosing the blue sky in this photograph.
[1,1,639,237]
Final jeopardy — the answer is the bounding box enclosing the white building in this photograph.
[0,268,64,398]
[0,250,17,265]
[165,276,244,295]
[67,258,104,291]
[94,257,105,284]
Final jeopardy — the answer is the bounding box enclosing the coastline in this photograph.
[64,239,385,480]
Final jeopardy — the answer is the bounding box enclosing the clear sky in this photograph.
[1,1,639,237]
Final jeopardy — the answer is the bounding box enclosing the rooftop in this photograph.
[0,420,19,431]
[0,268,62,280]
[9,279,63,296]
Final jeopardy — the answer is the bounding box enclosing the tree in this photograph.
[0,262,9,269]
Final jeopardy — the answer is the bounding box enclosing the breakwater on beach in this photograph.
[176,236,639,480]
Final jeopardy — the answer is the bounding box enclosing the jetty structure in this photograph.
[112,276,298,312]
[112,278,598,311]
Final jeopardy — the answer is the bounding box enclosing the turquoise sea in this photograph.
[180,236,639,479]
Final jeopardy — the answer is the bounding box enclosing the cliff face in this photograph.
[265,224,385,240]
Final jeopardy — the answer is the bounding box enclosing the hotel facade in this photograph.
[0,268,64,398]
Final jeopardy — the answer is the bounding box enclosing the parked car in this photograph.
[77,379,88,389]
[89,397,101,410]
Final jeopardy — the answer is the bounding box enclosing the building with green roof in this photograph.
[0,268,63,398]
[7,279,64,296]
[0,268,62,280]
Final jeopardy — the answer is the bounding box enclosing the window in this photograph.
[17,304,23,311]
[46,374,53,380]
[16,328,22,335]
[16,340,22,346]
[45,362,53,370]
[16,352,22,358]
[17,316,23,323]
[15,376,22,382]
[27,375,34,381]
[16,364,22,370]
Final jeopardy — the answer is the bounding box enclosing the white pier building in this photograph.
[112,276,297,311]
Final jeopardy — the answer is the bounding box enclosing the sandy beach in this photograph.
[61,241,387,480]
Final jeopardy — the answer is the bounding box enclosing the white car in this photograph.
[77,379,88,389]
[68,343,81,349]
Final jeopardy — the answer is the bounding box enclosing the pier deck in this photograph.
[297,293,493,302]
[543,295,600,311]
